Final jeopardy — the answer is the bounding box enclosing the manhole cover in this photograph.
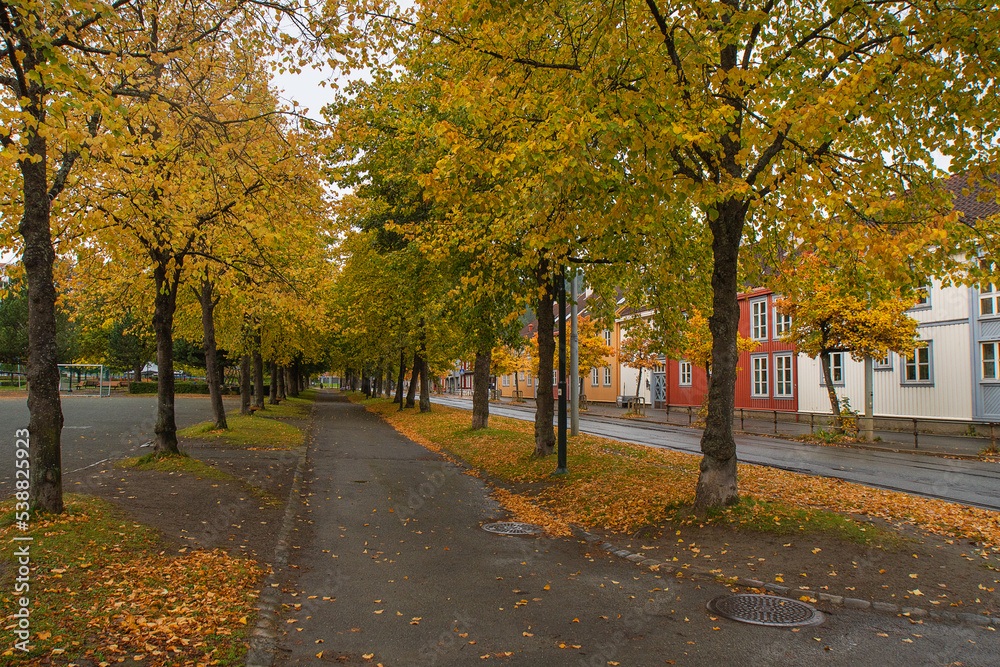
[706,594,824,627]
[481,522,544,535]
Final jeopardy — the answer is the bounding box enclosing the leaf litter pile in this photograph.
[361,398,1000,612]
[1,495,263,665]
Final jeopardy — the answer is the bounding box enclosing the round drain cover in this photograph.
[482,521,544,535]
[706,594,824,627]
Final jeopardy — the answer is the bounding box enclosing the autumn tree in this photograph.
[325,0,1000,507]
[773,252,921,432]
[619,318,661,413]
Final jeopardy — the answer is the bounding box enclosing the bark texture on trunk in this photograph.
[269,360,279,404]
[286,363,298,398]
[395,348,406,404]
[695,200,744,509]
[199,279,227,430]
[405,351,418,408]
[471,347,492,430]
[418,327,430,413]
[252,343,264,410]
[152,263,182,454]
[533,265,555,457]
[240,354,252,415]
[133,362,143,384]
[277,364,286,400]
[20,108,64,512]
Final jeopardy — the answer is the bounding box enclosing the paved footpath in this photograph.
[271,392,1000,666]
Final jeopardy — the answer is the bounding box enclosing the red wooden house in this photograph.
[662,288,799,412]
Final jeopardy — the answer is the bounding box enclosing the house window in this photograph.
[774,354,793,398]
[751,355,768,397]
[519,371,525,381]
[984,342,1000,381]
[751,299,768,341]
[603,329,612,346]
[553,370,558,386]
[679,361,692,387]
[902,343,932,384]
[527,373,532,387]
[980,261,998,316]
[591,367,599,386]
[502,375,510,387]
[603,366,612,386]
[821,352,844,385]
[874,354,893,370]
[774,310,792,338]
[911,285,931,310]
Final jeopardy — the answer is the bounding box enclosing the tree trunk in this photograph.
[633,367,644,413]
[133,361,143,384]
[240,354,252,415]
[269,359,279,404]
[820,350,844,433]
[252,343,264,410]
[419,327,431,413]
[396,348,406,405]
[384,363,393,398]
[286,363,298,398]
[199,279,227,430]
[19,103,64,512]
[277,364,286,400]
[471,347,492,430]
[405,350,419,408]
[694,200,745,509]
[362,363,371,397]
[152,263,182,454]
[533,264,556,458]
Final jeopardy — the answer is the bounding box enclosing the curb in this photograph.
[572,526,1000,629]
[245,402,315,667]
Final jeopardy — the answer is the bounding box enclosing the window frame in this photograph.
[679,360,693,387]
[750,298,768,341]
[751,354,769,398]
[603,366,612,387]
[591,367,599,387]
[774,353,794,398]
[773,310,792,339]
[819,352,845,386]
[873,354,893,371]
[502,374,510,387]
[901,342,934,386]
[983,342,1000,381]
[909,284,932,311]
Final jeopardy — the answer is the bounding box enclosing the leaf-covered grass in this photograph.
[359,398,1000,548]
[0,495,263,664]
[116,450,234,481]
[178,412,304,449]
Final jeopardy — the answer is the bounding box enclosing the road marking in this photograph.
[66,458,109,474]
[64,426,92,429]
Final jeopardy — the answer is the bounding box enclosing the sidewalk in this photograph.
[439,394,993,459]
[263,391,997,666]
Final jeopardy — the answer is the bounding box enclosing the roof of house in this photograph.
[944,174,1000,222]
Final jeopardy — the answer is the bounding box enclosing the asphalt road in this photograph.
[0,394,237,491]
[275,392,1000,666]
[432,397,1000,512]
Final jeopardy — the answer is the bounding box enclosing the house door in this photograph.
[652,372,666,408]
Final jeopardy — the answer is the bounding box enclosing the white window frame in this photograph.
[910,284,932,311]
[773,310,792,338]
[901,342,933,385]
[591,367,599,387]
[679,360,693,387]
[874,354,893,371]
[980,260,999,317]
[774,354,793,398]
[527,373,532,387]
[751,355,769,397]
[820,352,845,386]
[502,374,510,387]
[751,299,768,341]
[603,366,612,386]
[603,329,612,347]
[519,371,525,381]
[983,342,1000,381]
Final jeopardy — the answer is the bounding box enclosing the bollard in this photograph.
[688,406,692,424]
[992,423,997,454]
[774,410,778,434]
[740,409,744,430]
[810,413,814,434]
[913,418,919,449]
